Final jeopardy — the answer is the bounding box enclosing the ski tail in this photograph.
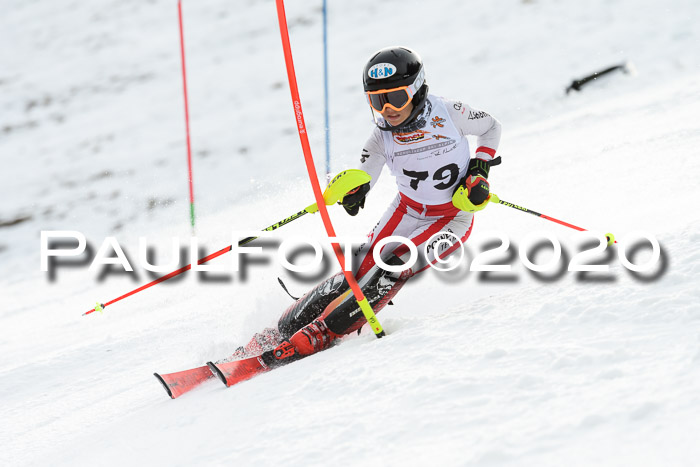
[154,365,214,399]
[207,355,270,387]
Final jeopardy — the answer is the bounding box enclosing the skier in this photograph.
[231,46,501,371]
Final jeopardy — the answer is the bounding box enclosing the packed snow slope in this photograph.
[2,0,700,465]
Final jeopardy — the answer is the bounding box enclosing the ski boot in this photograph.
[261,319,339,367]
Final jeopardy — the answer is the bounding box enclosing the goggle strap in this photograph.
[407,67,425,96]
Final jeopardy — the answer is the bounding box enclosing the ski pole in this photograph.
[489,193,616,244]
[83,169,371,316]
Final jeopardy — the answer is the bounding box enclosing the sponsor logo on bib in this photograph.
[430,116,446,128]
[394,129,430,145]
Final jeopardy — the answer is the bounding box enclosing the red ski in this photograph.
[207,355,271,387]
[155,329,283,398]
[154,365,214,399]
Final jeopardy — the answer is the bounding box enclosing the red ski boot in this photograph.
[261,319,339,366]
[209,320,339,387]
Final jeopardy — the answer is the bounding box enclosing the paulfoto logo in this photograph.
[40,230,666,284]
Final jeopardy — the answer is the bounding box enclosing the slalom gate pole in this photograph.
[275,0,385,337]
[489,194,616,245]
[178,0,196,230]
[82,168,369,316]
[322,0,331,183]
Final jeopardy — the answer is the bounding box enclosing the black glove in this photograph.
[466,156,501,204]
[452,157,500,212]
[465,175,490,205]
[467,157,492,178]
[340,183,370,216]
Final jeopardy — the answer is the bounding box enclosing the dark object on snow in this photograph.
[278,277,300,301]
[566,63,630,94]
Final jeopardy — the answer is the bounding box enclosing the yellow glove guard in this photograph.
[452,185,491,213]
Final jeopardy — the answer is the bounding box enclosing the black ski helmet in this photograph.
[362,46,429,132]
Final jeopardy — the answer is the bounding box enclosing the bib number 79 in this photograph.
[403,163,459,191]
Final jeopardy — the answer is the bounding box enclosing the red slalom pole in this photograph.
[178,0,196,230]
[275,0,384,337]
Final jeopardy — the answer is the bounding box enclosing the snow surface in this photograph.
[2,0,700,465]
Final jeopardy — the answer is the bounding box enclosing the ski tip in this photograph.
[153,373,175,399]
[206,361,229,387]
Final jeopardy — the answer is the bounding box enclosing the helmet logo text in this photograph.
[368,63,397,80]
